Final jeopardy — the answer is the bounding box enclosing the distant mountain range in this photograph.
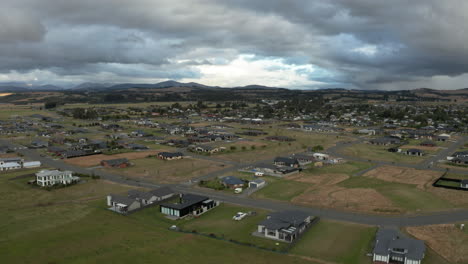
[0,80,467,92]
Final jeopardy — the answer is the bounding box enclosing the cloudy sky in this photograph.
[1,0,468,90]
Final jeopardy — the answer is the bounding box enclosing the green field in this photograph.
[252,178,310,201]
[177,203,289,251]
[290,220,376,264]
[305,161,373,176]
[339,176,454,212]
[342,143,426,164]
[0,170,316,264]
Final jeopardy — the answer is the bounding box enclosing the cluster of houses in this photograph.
[0,157,41,171]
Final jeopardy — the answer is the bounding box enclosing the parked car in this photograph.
[233,212,247,221]
[234,187,243,194]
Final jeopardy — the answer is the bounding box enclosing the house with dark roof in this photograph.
[107,194,141,214]
[160,194,219,219]
[369,137,401,146]
[101,158,130,168]
[405,148,424,156]
[373,228,426,264]
[453,157,468,165]
[128,187,176,205]
[157,152,184,160]
[221,176,245,189]
[255,210,313,243]
[273,157,300,168]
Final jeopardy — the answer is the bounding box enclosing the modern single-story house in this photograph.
[23,161,41,168]
[453,157,468,165]
[100,158,130,168]
[436,133,451,142]
[373,228,426,264]
[35,169,79,187]
[255,210,313,243]
[312,153,329,161]
[273,157,300,168]
[157,152,184,160]
[160,194,219,219]
[194,145,219,154]
[251,163,300,177]
[292,154,316,165]
[405,149,424,156]
[221,176,245,189]
[107,194,141,214]
[0,162,22,171]
[249,178,266,188]
[128,187,176,205]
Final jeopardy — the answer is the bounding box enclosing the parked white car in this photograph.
[234,187,243,194]
[232,212,247,221]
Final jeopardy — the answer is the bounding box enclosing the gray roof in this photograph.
[160,194,208,210]
[102,158,129,166]
[373,228,426,261]
[110,194,138,206]
[260,210,309,231]
[222,176,244,185]
[127,190,154,201]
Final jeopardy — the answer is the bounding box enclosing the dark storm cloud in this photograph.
[1,0,468,89]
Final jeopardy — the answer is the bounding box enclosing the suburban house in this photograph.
[292,154,316,165]
[160,194,219,219]
[452,157,468,165]
[221,176,245,189]
[436,133,451,142]
[369,137,401,146]
[312,153,329,161]
[107,194,142,214]
[31,139,49,148]
[128,187,176,205]
[372,228,426,264]
[460,179,468,189]
[101,158,131,168]
[157,152,184,160]
[405,149,424,156]
[273,157,300,168]
[250,163,299,177]
[255,210,313,243]
[0,158,40,171]
[35,169,79,187]
[249,178,266,188]
[193,145,219,154]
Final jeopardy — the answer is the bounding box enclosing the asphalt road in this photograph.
[4,137,468,227]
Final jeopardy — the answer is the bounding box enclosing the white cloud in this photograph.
[181,54,328,88]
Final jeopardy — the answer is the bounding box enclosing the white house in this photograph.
[23,161,41,168]
[0,162,22,171]
[373,228,426,264]
[312,153,329,161]
[35,169,79,187]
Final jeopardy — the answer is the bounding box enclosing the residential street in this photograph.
[3,137,468,227]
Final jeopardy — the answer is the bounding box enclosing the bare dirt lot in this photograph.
[363,166,442,189]
[290,172,399,213]
[64,150,169,167]
[406,224,468,263]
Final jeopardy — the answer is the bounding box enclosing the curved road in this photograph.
[4,137,468,227]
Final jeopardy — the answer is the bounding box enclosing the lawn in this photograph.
[0,170,316,264]
[304,161,373,176]
[290,220,376,264]
[339,176,454,212]
[177,203,290,251]
[342,143,426,164]
[252,178,310,201]
[106,157,229,184]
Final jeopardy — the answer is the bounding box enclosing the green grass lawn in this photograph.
[305,161,373,176]
[342,143,426,164]
[436,179,462,187]
[177,203,290,251]
[339,177,454,212]
[0,170,316,264]
[252,178,310,201]
[290,220,376,264]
